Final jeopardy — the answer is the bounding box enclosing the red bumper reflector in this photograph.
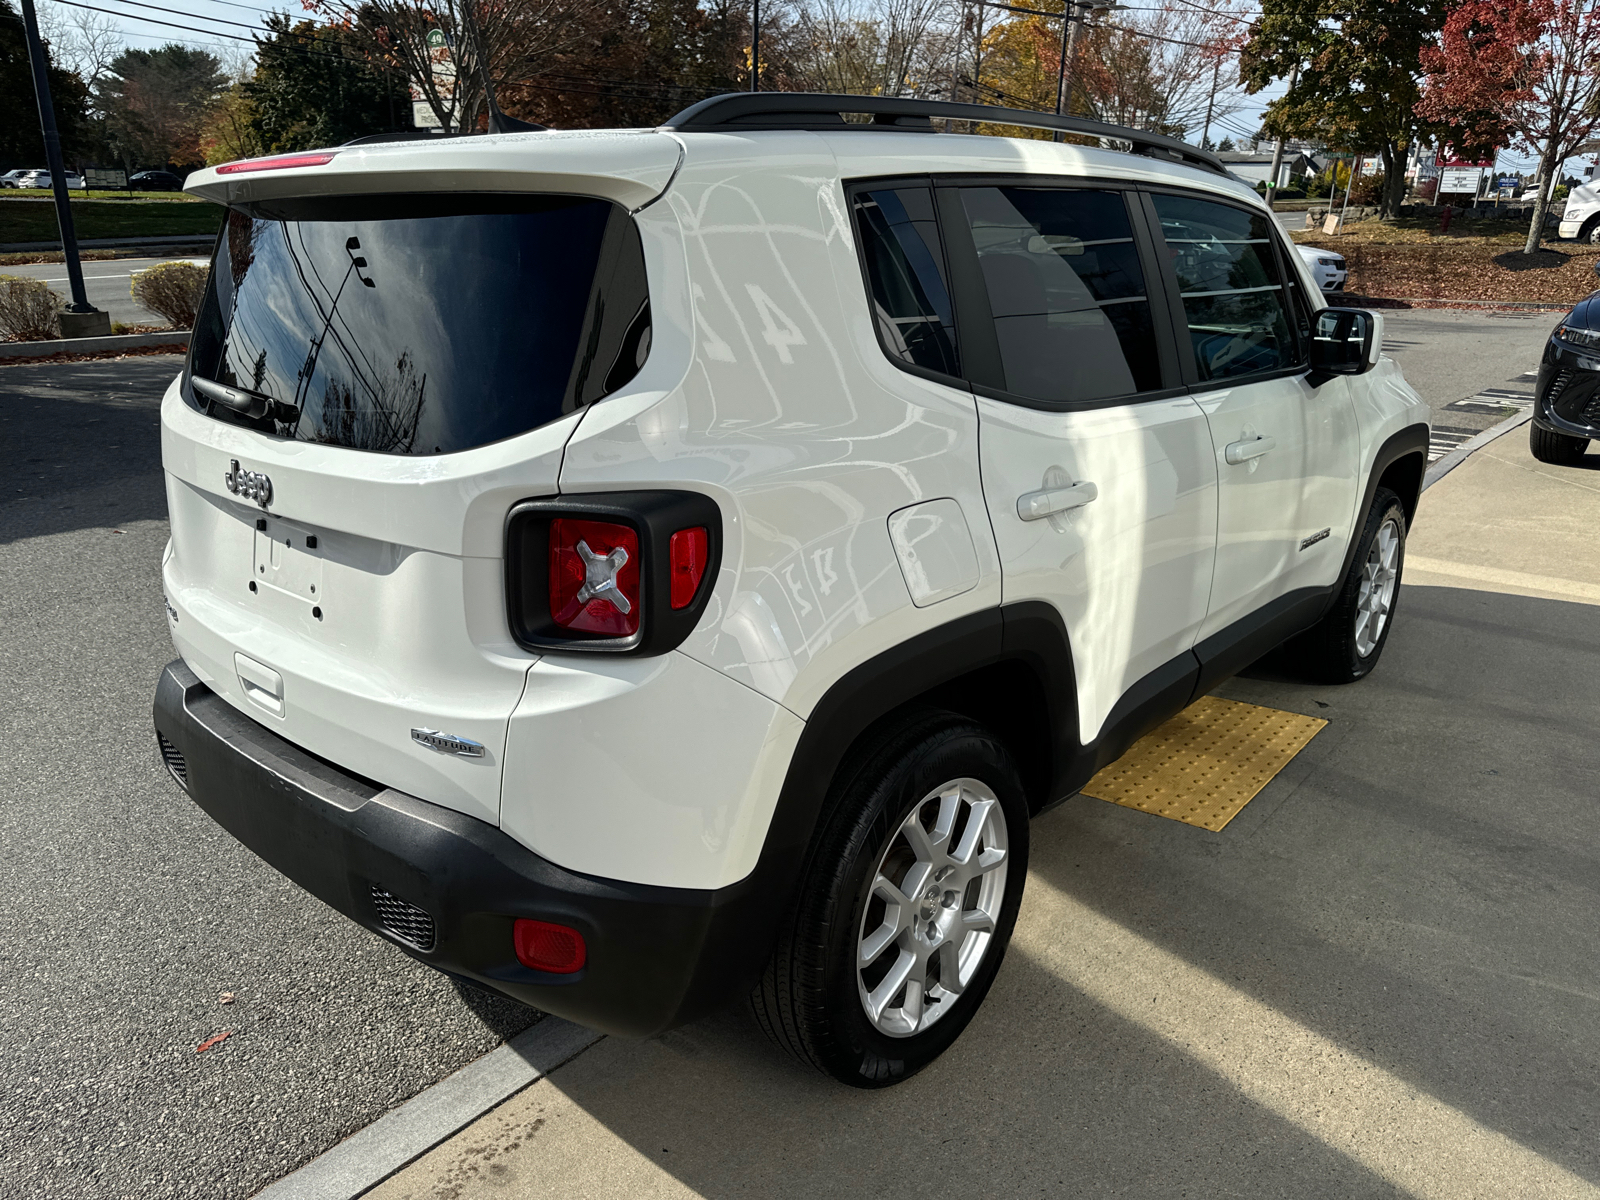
[668,526,709,608]
[216,152,337,175]
[549,517,640,636]
[513,918,587,974]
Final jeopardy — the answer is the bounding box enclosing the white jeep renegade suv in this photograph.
[152,94,1428,1089]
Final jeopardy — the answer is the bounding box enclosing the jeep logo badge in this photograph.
[225,459,273,509]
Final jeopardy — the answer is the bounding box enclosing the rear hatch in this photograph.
[161,134,677,824]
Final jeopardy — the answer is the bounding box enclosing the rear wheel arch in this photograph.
[748,603,1078,935]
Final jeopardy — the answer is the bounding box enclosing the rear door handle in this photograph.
[1225,435,1276,465]
[1017,481,1098,521]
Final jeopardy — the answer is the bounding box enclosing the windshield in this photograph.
[185,193,651,456]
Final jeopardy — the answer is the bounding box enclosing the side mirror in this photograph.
[1310,308,1380,376]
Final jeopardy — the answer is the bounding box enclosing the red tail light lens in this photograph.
[548,517,640,637]
[513,919,586,974]
[668,526,709,608]
[216,152,337,175]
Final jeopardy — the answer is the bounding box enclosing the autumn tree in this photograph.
[503,0,755,127]
[245,17,409,150]
[93,45,226,170]
[1241,0,1447,219]
[307,0,603,134]
[1418,0,1600,252]
[973,1,1244,140]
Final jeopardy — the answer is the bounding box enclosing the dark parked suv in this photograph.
[1532,289,1600,464]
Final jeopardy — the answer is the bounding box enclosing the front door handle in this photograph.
[1017,481,1098,521]
[1225,435,1276,465]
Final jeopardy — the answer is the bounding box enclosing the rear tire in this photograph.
[1530,423,1590,464]
[750,711,1029,1088]
[1282,488,1407,684]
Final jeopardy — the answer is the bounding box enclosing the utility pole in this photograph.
[19,0,107,338]
[1264,64,1299,203]
[1201,55,1220,148]
[1054,0,1113,142]
[750,0,760,91]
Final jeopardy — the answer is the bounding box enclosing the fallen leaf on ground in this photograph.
[195,1031,233,1053]
[218,992,234,1005]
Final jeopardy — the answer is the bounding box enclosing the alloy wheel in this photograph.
[856,778,1009,1038]
[1354,516,1401,658]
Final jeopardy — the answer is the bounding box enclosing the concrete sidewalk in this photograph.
[351,429,1600,1200]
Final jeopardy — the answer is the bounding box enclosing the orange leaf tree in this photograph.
[1418,0,1600,252]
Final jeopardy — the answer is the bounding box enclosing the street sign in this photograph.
[412,100,441,129]
[425,28,448,48]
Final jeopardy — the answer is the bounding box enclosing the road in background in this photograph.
[0,358,539,1200]
[4,256,205,326]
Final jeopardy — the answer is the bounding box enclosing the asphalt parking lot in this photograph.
[1,326,1595,1198]
[0,357,537,1200]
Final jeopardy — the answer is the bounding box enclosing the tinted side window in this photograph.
[852,187,959,376]
[1152,194,1295,382]
[960,186,1161,404]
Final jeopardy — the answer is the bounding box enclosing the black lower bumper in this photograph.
[1535,343,1600,440]
[152,660,768,1037]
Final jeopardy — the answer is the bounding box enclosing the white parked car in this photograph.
[22,170,86,189]
[151,94,1429,1088]
[1560,180,1600,241]
[0,168,42,188]
[1296,243,1348,291]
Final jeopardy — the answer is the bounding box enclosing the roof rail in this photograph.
[663,92,1227,178]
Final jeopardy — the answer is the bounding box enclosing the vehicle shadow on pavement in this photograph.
[0,356,175,544]
[382,582,1600,1199]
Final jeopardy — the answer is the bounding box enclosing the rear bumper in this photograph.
[152,659,767,1037]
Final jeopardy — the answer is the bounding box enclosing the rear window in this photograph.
[186,193,651,456]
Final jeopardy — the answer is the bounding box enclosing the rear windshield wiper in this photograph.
[190,374,298,420]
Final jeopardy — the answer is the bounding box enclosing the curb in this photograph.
[1422,408,1535,492]
[0,235,216,252]
[252,1017,605,1200]
[0,330,190,360]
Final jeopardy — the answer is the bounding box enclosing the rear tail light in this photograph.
[549,518,640,636]
[669,527,709,609]
[513,918,586,973]
[504,492,720,656]
[216,152,336,175]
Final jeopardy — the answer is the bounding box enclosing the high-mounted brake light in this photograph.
[216,152,337,175]
[668,527,709,609]
[513,919,586,974]
[548,518,641,637]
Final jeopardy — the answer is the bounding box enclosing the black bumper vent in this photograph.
[370,886,436,952]
[1547,368,1574,402]
[157,733,188,787]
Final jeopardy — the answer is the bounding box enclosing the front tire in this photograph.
[1530,422,1590,464]
[751,712,1029,1088]
[1284,488,1407,684]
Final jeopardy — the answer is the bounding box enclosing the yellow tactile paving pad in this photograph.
[1081,696,1327,832]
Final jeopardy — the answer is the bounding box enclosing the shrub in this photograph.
[0,275,64,341]
[131,260,209,328]
[1347,170,1386,206]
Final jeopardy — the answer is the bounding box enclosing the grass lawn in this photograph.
[0,198,221,243]
[1294,216,1597,305]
